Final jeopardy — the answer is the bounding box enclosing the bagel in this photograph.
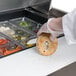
[36,33,58,56]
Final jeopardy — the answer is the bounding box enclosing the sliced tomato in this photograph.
[4,46,22,56]
[0,48,6,55]
[0,39,9,45]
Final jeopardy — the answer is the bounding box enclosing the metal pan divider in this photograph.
[0,32,25,49]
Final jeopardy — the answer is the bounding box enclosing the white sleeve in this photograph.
[62,9,76,45]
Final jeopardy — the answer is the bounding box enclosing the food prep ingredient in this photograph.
[0,26,15,36]
[36,33,58,56]
[0,38,22,56]
[19,21,30,27]
[4,45,22,56]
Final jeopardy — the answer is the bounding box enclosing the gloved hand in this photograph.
[37,17,63,41]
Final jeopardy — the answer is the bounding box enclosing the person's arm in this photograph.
[62,9,76,44]
[37,17,63,41]
[37,9,76,45]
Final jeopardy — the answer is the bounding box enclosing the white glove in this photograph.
[37,18,63,41]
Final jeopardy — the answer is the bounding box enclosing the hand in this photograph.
[37,17,63,41]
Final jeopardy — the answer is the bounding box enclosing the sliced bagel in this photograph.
[36,33,58,56]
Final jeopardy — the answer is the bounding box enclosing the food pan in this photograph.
[0,21,36,49]
[0,32,22,57]
[10,17,42,33]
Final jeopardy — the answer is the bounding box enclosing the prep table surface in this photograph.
[0,37,76,76]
